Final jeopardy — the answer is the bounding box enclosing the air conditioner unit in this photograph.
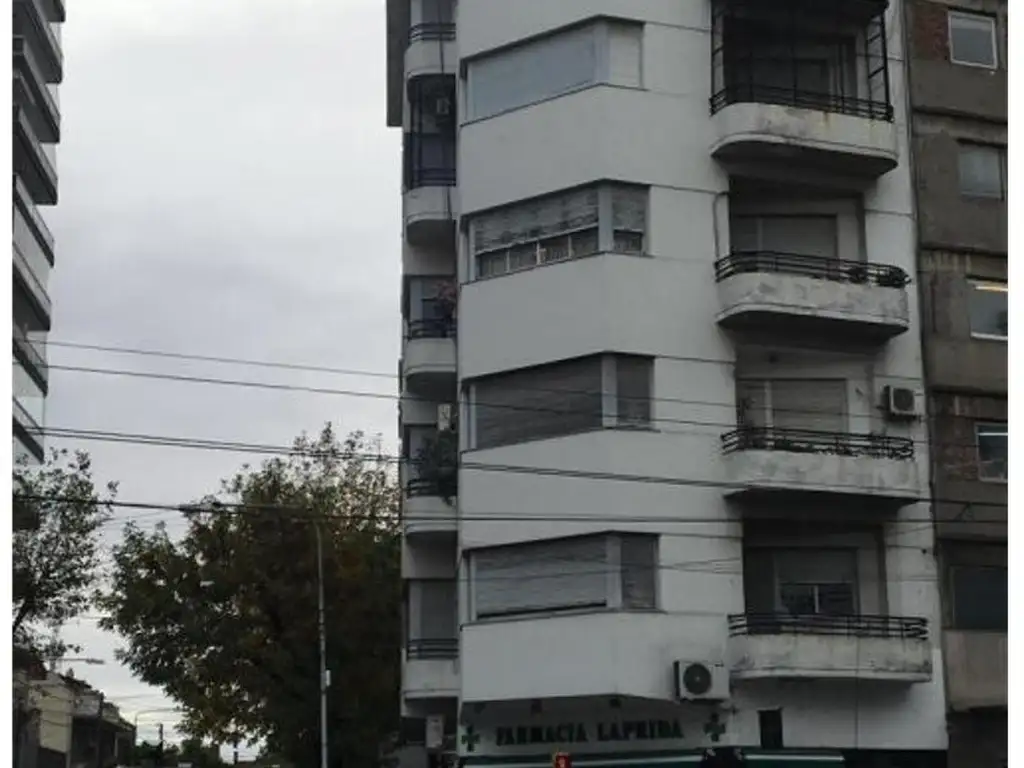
[437,404,454,431]
[673,660,729,702]
[883,386,919,420]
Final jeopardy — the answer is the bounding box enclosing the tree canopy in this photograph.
[100,427,402,768]
[13,448,117,655]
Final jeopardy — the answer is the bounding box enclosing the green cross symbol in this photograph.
[461,725,481,753]
[703,713,726,743]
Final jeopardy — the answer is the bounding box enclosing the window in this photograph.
[466,21,643,121]
[975,422,1007,481]
[737,379,848,433]
[958,144,1006,199]
[470,184,647,280]
[948,12,998,69]
[731,215,838,260]
[409,580,457,641]
[470,533,657,619]
[774,549,858,616]
[968,280,1008,340]
[471,354,653,449]
[951,566,1006,630]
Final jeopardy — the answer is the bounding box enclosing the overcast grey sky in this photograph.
[46,0,399,749]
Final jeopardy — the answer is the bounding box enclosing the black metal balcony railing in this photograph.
[710,83,894,121]
[407,318,456,340]
[729,613,928,640]
[721,426,914,460]
[406,477,457,498]
[715,251,910,288]
[407,22,456,45]
[407,638,458,659]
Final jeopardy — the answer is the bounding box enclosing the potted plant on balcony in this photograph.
[415,429,459,505]
[432,281,458,338]
[876,266,907,289]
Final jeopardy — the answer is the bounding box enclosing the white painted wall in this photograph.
[417,0,944,753]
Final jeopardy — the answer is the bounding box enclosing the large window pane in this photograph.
[968,281,1008,340]
[474,357,603,449]
[13,356,45,427]
[474,536,609,618]
[615,356,652,428]
[958,144,1005,199]
[951,566,1007,630]
[468,26,597,120]
[976,421,1008,481]
[949,12,998,68]
[620,534,657,609]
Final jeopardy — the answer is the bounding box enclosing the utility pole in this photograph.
[314,522,330,768]
[94,693,106,768]
[157,724,164,768]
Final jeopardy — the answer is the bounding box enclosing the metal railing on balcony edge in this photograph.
[721,426,914,460]
[729,612,928,640]
[407,638,459,659]
[714,251,910,287]
[407,318,456,340]
[710,83,893,121]
[407,22,456,45]
[406,477,457,498]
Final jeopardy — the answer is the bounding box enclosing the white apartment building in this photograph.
[386,2,946,767]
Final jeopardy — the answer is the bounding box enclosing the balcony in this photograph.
[13,327,48,393]
[709,0,897,182]
[721,427,920,502]
[715,252,910,342]
[404,76,457,246]
[14,107,58,205]
[944,630,1007,711]
[404,478,457,537]
[404,639,459,700]
[403,320,456,391]
[13,0,63,83]
[405,23,457,81]
[13,37,60,143]
[728,613,933,683]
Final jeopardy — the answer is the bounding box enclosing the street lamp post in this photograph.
[314,523,329,768]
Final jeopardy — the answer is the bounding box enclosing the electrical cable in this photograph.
[24,425,1009,504]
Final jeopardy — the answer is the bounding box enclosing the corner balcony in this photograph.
[13,0,63,83]
[14,106,57,205]
[13,37,60,143]
[709,1,897,182]
[714,252,911,343]
[403,320,456,392]
[404,478,457,537]
[405,23,456,81]
[721,427,920,503]
[404,165,456,247]
[728,613,933,683]
[404,639,460,700]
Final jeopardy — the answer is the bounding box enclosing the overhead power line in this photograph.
[34,424,1008,505]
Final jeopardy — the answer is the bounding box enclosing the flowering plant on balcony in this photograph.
[415,429,458,504]
[432,281,458,335]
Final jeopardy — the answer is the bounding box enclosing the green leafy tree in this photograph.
[100,427,402,768]
[13,448,117,652]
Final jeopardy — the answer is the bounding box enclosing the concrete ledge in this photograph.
[405,186,457,246]
[729,633,933,683]
[717,272,909,342]
[403,655,460,700]
[404,336,457,382]
[404,493,457,537]
[711,103,898,181]
[722,449,922,501]
[405,38,458,82]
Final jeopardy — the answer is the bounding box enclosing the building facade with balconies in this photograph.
[387,2,946,767]
[13,0,64,463]
[903,1,1007,766]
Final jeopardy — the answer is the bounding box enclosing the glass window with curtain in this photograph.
[469,184,648,280]
[471,354,653,449]
[968,281,1008,340]
[975,421,1008,481]
[471,533,657,619]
